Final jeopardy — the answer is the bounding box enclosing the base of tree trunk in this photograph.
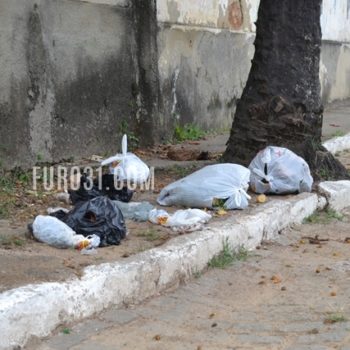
[223,96,349,181]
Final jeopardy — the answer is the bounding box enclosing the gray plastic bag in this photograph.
[249,146,313,194]
[157,164,251,209]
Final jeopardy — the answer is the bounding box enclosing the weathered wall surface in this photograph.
[0,0,138,168]
[157,0,350,136]
[0,0,349,168]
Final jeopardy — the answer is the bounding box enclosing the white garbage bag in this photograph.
[149,208,211,232]
[32,215,100,249]
[157,164,251,209]
[249,146,313,194]
[101,134,150,184]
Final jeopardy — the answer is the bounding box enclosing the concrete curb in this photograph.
[1,135,350,349]
[323,132,350,154]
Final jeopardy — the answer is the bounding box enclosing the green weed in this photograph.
[208,240,248,269]
[137,229,161,242]
[174,123,206,142]
[61,328,71,335]
[303,209,343,224]
[324,313,347,324]
[331,130,346,138]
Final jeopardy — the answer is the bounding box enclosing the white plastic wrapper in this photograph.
[32,215,100,249]
[249,146,313,194]
[149,208,211,232]
[157,164,251,209]
[101,134,150,184]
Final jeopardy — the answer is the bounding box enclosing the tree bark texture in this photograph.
[223,0,349,180]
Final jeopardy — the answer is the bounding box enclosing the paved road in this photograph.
[28,208,350,350]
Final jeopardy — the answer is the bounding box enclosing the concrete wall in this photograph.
[0,0,139,168]
[157,0,350,136]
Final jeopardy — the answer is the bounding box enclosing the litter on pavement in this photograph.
[114,201,154,222]
[32,215,100,250]
[69,173,133,205]
[101,134,150,184]
[149,208,212,232]
[157,164,251,210]
[50,196,127,247]
[249,146,313,194]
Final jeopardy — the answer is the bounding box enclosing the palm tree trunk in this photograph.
[223,0,349,180]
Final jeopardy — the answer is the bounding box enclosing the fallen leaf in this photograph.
[315,268,321,273]
[211,322,217,328]
[209,313,215,319]
[330,291,337,297]
[271,275,282,284]
[216,208,227,216]
[281,286,287,291]
[256,194,267,203]
[153,335,161,341]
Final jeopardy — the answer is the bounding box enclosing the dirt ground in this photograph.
[1,147,349,293]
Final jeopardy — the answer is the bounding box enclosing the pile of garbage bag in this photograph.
[29,139,315,252]
[69,173,133,205]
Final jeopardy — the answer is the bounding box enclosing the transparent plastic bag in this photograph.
[149,208,211,232]
[249,146,313,194]
[32,215,100,249]
[157,164,251,209]
[101,134,150,184]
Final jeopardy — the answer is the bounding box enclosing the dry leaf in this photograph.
[256,194,267,203]
[216,208,227,216]
[271,275,282,284]
[330,291,337,297]
[153,335,161,341]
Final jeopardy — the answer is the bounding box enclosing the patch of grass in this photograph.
[208,240,248,269]
[61,328,71,335]
[119,121,140,151]
[0,235,26,247]
[137,229,161,242]
[331,130,346,138]
[174,123,206,142]
[167,165,196,178]
[303,209,343,224]
[324,313,347,324]
[192,269,202,279]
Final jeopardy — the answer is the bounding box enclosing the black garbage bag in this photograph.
[69,174,133,205]
[56,196,127,247]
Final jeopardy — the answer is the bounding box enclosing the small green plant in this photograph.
[324,313,347,324]
[119,121,140,151]
[167,165,196,178]
[0,235,26,247]
[137,229,160,242]
[192,269,202,279]
[208,240,248,269]
[303,209,343,224]
[61,328,71,335]
[174,123,206,142]
[331,130,346,138]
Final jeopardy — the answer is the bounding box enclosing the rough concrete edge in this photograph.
[318,180,350,212]
[0,192,321,350]
[322,132,350,154]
